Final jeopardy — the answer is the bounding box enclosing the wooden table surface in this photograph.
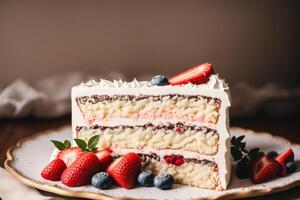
[1,115,300,200]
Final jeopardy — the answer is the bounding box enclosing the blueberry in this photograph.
[154,173,174,190]
[267,151,278,158]
[137,170,155,187]
[286,162,297,174]
[91,172,113,189]
[151,75,169,86]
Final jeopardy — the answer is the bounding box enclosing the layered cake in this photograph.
[71,63,231,190]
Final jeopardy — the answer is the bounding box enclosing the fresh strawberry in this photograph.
[169,63,214,85]
[251,155,281,184]
[278,163,288,177]
[61,152,100,187]
[275,149,294,177]
[276,149,294,164]
[41,159,67,181]
[107,153,141,189]
[96,149,113,170]
[57,147,84,167]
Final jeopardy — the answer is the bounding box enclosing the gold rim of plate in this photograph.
[4,125,300,200]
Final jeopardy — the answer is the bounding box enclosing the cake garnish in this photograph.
[286,161,297,173]
[41,159,67,181]
[92,172,114,190]
[61,152,101,187]
[51,136,100,167]
[250,155,281,184]
[231,135,264,179]
[74,135,100,153]
[231,136,297,183]
[151,75,169,86]
[51,139,72,150]
[267,151,278,158]
[137,170,155,187]
[107,153,141,189]
[276,148,294,164]
[57,147,84,167]
[95,149,113,171]
[275,149,295,176]
[154,172,174,190]
[169,62,214,85]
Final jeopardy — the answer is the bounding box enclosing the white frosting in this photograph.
[71,74,231,190]
[75,74,228,90]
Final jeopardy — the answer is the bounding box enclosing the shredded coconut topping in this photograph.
[76,74,229,90]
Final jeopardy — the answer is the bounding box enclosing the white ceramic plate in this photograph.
[4,126,300,200]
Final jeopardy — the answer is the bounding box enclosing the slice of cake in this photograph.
[71,63,231,190]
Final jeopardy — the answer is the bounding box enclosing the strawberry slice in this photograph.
[275,149,294,177]
[61,152,100,187]
[41,159,67,181]
[276,149,294,164]
[95,149,113,170]
[57,147,84,167]
[169,63,214,85]
[251,155,281,184]
[107,153,141,189]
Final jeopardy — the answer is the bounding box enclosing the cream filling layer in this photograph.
[76,95,220,125]
[76,125,219,155]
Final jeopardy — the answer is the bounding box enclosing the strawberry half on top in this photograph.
[169,63,214,85]
[107,153,141,189]
[251,155,281,184]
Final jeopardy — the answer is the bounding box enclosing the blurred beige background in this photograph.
[0,0,299,87]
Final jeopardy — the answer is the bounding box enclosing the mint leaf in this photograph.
[241,148,248,153]
[88,135,100,149]
[51,140,65,151]
[238,142,246,150]
[231,136,236,145]
[64,140,71,149]
[249,148,263,159]
[91,147,98,153]
[231,146,242,161]
[74,139,87,151]
[236,135,245,143]
[231,135,265,180]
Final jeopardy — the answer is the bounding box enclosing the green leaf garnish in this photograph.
[74,139,87,151]
[231,135,265,180]
[236,135,245,143]
[88,135,100,149]
[64,140,71,149]
[231,146,242,161]
[51,135,100,153]
[248,148,263,160]
[91,147,98,153]
[231,136,236,145]
[51,140,65,151]
[231,135,264,162]
[238,142,246,150]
